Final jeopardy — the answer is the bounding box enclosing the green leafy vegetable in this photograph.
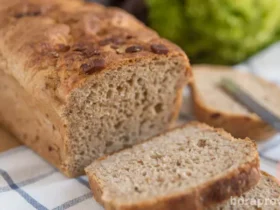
[147,0,280,64]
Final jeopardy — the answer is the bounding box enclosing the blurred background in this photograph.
[90,0,280,65]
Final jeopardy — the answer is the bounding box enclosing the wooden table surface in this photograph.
[0,126,21,153]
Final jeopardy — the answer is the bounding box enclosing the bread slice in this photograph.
[0,0,191,177]
[85,122,260,210]
[210,171,280,210]
[191,65,278,141]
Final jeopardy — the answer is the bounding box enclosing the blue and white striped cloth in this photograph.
[0,147,103,210]
[1,42,280,210]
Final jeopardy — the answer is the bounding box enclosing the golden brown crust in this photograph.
[260,171,278,180]
[0,0,191,177]
[190,65,276,141]
[0,66,68,174]
[0,0,188,104]
[86,122,261,210]
[87,173,105,206]
[0,125,21,152]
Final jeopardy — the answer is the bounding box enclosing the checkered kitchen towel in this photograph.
[1,42,280,210]
[0,147,103,210]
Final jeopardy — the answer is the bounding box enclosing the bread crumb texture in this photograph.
[86,123,260,209]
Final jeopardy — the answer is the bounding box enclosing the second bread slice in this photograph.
[191,65,279,140]
[210,171,280,210]
[85,122,260,210]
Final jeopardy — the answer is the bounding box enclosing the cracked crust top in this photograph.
[0,0,189,108]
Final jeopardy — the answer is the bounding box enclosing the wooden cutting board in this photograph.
[0,126,21,152]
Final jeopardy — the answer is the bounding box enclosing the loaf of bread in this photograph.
[0,126,21,152]
[85,122,260,210]
[210,171,280,210]
[191,65,278,141]
[0,0,191,177]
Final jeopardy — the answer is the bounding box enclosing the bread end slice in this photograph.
[86,122,260,210]
[190,65,277,141]
[210,171,280,210]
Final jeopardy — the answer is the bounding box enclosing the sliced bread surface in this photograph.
[210,171,280,210]
[85,122,260,210]
[191,65,279,140]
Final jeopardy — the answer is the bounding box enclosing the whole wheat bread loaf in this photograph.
[85,122,260,210]
[210,171,280,210]
[0,0,191,177]
[191,65,279,141]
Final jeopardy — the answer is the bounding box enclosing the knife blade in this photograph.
[220,78,280,131]
[220,78,280,161]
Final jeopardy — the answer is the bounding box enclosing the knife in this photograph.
[220,78,280,161]
[220,78,280,131]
